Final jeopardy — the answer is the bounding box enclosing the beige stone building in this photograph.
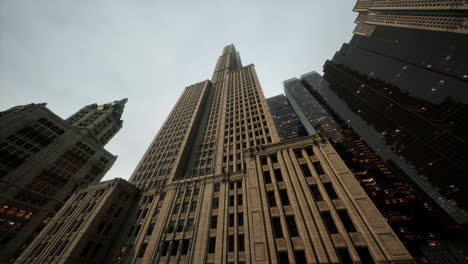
[352,0,468,36]
[0,100,126,262]
[16,45,413,264]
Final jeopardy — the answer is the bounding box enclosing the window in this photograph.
[210,215,217,229]
[324,183,339,200]
[321,212,338,234]
[237,194,243,206]
[313,162,325,175]
[214,183,220,192]
[270,154,278,163]
[190,201,197,212]
[141,209,148,219]
[238,213,244,226]
[181,240,190,255]
[267,191,276,207]
[238,234,245,251]
[337,248,353,264]
[272,217,283,238]
[274,169,283,182]
[338,210,356,232]
[286,216,299,237]
[278,252,289,263]
[294,149,303,158]
[264,170,272,184]
[173,204,180,214]
[229,196,235,207]
[356,247,375,264]
[301,164,312,177]
[161,241,170,256]
[146,223,154,235]
[138,243,147,258]
[171,241,179,256]
[295,251,307,264]
[167,221,175,233]
[208,237,216,253]
[181,202,188,213]
[186,219,194,231]
[212,198,219,209]
[310,184,323,201]
[304,147,314,156]
[228,236,234,252]
[279,190,290,206]
[177,220,185,232]
[229,214,235,227]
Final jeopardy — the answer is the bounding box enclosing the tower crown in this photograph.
[67,98,127,146]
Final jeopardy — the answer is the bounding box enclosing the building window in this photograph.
[138,243,147,258]
[167,221,175,233]
[279,190,290,206]
[321,212,338,234]
[181,240,190,255]
[337,210,356,232]
[274,169,283,182]
[161,241,170,256]
[301,164,312,177]
[267,191,276,207]
[177,220,185,232]
[239,234,245,252]
[264,170,272,184]
[210,215,217,229]
[146,223,154,235]
[324,183,339,200]
[237,194,243,206]
[212,198,219,209]
[286,215,299,237]
[228,236,234,252]
[295,251,307,264]
[214,183,220,192]
[238,212,244,226]
[337,248,353,264]
[186,219,194,231]
[272,217,283,238]
[278,252,289,263]
[310,184,323,201]
[208,237,216,253]
[171,240,179,256]
[190,201,197,212]
[313,162,325,175]
[229,214,235,227]
[229,196,235,207]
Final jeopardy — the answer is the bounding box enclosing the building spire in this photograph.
[67,98,128,146]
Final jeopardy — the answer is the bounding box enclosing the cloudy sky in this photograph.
[0,0,356,181]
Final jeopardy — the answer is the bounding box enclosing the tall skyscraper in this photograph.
[352,0,468,36]
[284,72,467,263]
[320,0,468,227]
[0,100,125,262]
[266,95,307,140]
[18,45,413,264]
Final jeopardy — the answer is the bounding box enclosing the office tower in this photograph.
[18,45,413,264]
[284,73,467,263]
[15,178,139,264]
[0,100,125,262]
[266,95,307,140]
[320,0,468,227]
[352,0,468,36]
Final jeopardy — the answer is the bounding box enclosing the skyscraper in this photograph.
[0,100,125,262]
[284,72,467,263]
[18,45,413,264]
[266,95,307,140]
[320,0,468,226]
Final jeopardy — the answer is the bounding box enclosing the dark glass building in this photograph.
[266,95,307,140]
[284,73,468,263]
[320,2,468,226]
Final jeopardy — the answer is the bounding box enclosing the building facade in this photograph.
[352,0,468,36]
[0,100,125,262]
[321,0,468,227]
[284,73,467,263]
[19,45,414,264]
[266,95,308,140]
[15,178,139,264]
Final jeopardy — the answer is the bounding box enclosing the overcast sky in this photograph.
[0,0,356,181]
